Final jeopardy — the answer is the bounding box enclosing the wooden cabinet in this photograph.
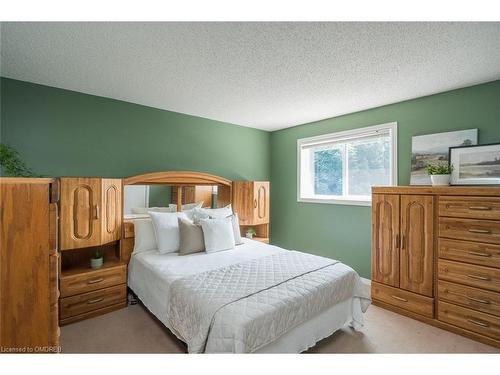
[232,181,270,243]
[58,177,125,325]
[372,193,435,308]
[59,263,127,325]
[0,178,60,352]
[372,186,500,348]
[232,181,270,225]
[59,177,122,250]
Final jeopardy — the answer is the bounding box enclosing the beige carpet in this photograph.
[60,303,499,353]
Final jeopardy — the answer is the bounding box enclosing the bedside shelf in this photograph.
[251,237,269,244]
[60,258,125,278]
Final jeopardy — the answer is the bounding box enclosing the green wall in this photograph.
[270,80,500,278]
[2,77,500,278]
[0,78,270,180]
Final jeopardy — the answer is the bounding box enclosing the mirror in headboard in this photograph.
[124,184,217,214]
[120,171,233,262]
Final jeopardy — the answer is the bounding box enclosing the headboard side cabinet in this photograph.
[58,177,126,326]
[371,186,500,348]
[232,181,270,244]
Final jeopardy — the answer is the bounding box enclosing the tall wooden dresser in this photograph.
[0,178,60,352]
[372,186,500,348]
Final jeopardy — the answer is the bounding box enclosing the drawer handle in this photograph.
[87,297,104,304]
[465,295,490,304]
[87,277,104,284]
[468,228,491,234]
[390,295,408,302]
[467,251,492,257]
[467,274,491,281]
[468,206,492,211]
[467,318,489,328]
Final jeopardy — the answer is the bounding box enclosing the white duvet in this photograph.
[128,239,370,353]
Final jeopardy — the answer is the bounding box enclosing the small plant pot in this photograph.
[90,257,103,269]
[246,233,254,239]
[430,174,451,186]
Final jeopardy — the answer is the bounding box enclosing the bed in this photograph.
[122,171,370,353]
[128,238,370,353]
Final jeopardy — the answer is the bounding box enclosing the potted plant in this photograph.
[0,143,38,177]
[426,163,453,186]
[245,227,256,239]
[90,249,103,269]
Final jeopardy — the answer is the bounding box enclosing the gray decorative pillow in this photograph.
[178,217,205,255]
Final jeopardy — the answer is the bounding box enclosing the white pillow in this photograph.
[132,219,157,254]
[193,204,233,221]
[199,217,235,253]
[131,206,174,214]
[149,206,176,213]
[230,214,243,245]
[169,201,203,211]
[149,211,188,254]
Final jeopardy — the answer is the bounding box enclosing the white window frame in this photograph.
[297,122,398,206]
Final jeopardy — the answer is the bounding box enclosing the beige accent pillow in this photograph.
[178,217,205,255]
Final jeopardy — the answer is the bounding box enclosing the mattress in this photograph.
[128,239,368,353]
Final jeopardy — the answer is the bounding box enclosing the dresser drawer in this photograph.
[439,196,500,220]
[438,260,500,293]
[60,264,126,297]
[439,217,500,245]
[438,280,500,317]
[60,284,126,319]
[438,238,500,268]
[438,301,500,341]
[372,282,434,318]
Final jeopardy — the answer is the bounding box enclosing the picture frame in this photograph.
[410,129,478,185]
[449,143,500,185]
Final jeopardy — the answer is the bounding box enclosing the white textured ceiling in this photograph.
[1,22,500,131]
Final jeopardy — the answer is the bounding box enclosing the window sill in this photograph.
[297,197,371,206]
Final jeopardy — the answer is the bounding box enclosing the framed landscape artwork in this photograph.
[450,143,500,185]
[410,129,478,185]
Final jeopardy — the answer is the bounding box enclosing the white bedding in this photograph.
[128,239,370,353]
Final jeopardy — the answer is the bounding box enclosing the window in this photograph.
[298,122,397,205]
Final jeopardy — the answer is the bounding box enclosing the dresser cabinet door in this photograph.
[60,178,102,250]
[253,182,270,225]
[400,195,434,297]
[101,179,122,245]
[372,194,400,287]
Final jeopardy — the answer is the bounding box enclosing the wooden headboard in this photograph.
[120,171,233,263]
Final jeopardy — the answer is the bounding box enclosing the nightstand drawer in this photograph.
[60,284,126,319]
[438,238,500,268]
[438,260,500,293]
[438,280,500,317]
[438,301,500,341]
[439,217,500,245]
[60,264,126,297]
[439,196,500,220]
[372,282,434,318]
